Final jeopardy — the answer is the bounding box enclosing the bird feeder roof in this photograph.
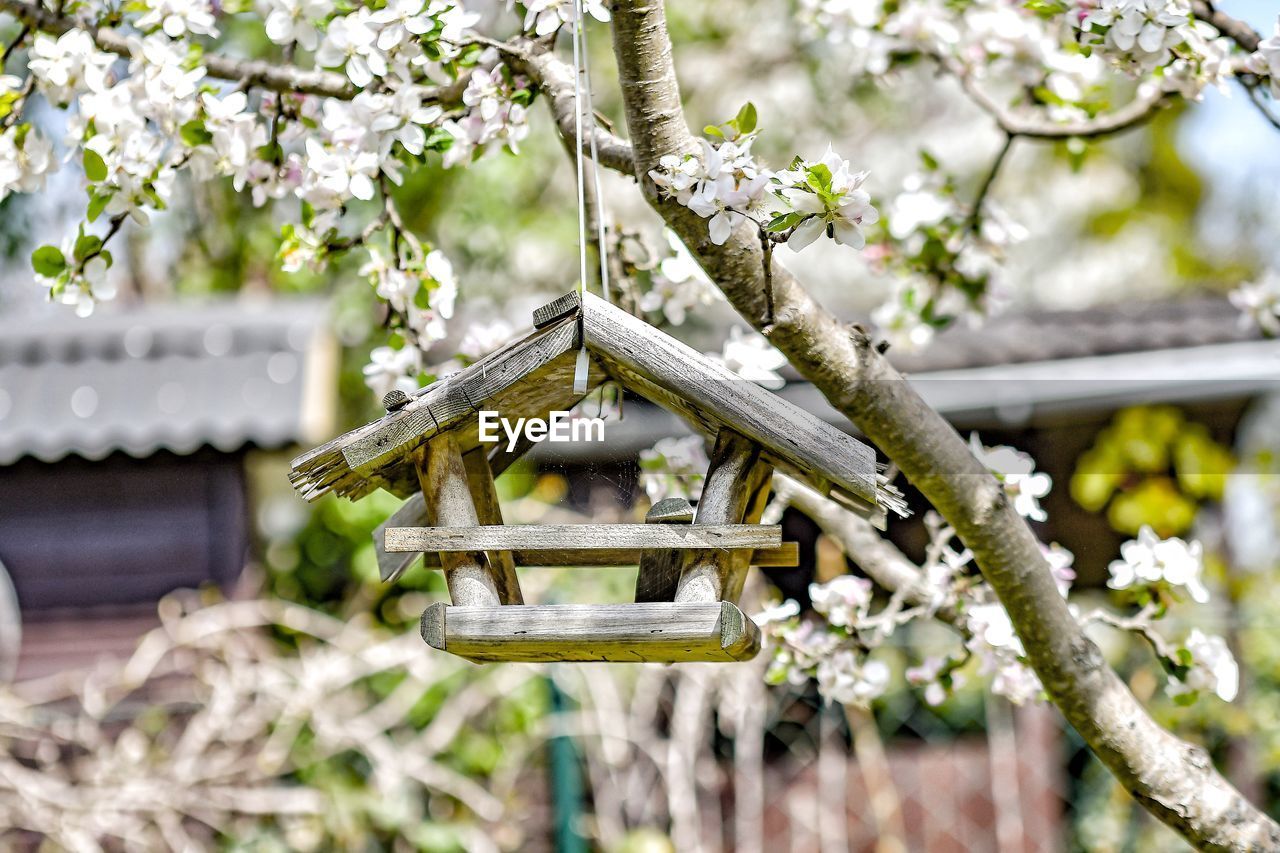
[290,291,896,518]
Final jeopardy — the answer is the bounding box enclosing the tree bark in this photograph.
[607,2,1280,848]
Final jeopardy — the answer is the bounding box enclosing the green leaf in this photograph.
[32,245,67,277]
[805,163,832,193]
[765,212,805,232]
[86,190,110,223]
[74,233,102,263]
[83,149,108,183]
[703,124,724,139]
[180,119,213,147]
[919,149,940,171]
[736,102,757,135]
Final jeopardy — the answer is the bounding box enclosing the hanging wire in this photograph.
[580,18,611,304]
[570,0,593,394]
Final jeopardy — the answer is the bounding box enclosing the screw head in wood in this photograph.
[382,389,411,411]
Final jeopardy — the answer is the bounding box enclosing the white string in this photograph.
[580,16,610,303]
[570,0,591,394]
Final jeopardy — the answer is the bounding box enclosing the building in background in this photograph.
[0,299,335,680]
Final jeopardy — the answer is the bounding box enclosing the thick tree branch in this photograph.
[501,37,636,175]
[0,0,359,98]
[609,2,1279,848]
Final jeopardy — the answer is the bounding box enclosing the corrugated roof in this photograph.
[0,299,336,465]
[887,296,1259,373]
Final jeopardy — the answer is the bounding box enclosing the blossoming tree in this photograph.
[1,0,1278,847]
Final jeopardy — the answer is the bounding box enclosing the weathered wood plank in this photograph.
[461,446,523,605]
[579,291,881,514]
[723,451,774,603]
[635,497,694,603]
[340,317,579,474]
[402,543,798,570]
[417,434,501,607]
[421,601,761,663]
[385,524,781,553]
[532,290,582,329]
[675,431,772,603]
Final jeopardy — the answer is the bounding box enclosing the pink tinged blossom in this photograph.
[816,650,890,706]
[809,575,874,628]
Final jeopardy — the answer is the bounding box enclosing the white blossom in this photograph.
[371,0,437,51]
[28,30,114,104]
[639,230,722,326]
[639,435,709,503]
[1107,526,1209,603]
[1167,629,1239,702]
[888,179,951,240]
[753,598,801,627]
[966,602,1044,704]
[906,656,964,706]
[779,147,879,251]
[262,0,334,51]
[523,0,610,36]
[650,136,777,247]
[316,10,387,87]
[1251,18,1280,98]
[816,650,890,706]
[192,92,268,191]
[442,65,530,165]
[301,138,379,208]
[363,345,422,399]
[459,318,516,359]
[707,327,788,389]
[1078,0,1191,75]
[136,0,219,38]
[969,434,1053,522]
[1229,271,1280,337]
[1043,543,1076,598]
[809,575,874,628]
[279,224,326,273]
[0,125,56,199]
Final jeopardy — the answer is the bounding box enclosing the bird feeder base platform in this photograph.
[420,601,761,663]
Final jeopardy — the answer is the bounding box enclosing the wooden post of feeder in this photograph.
[461,446,523,605]
[415,433,502,607]
[634,497,695,603]
[675,430,773,603]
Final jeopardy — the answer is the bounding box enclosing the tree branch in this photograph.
[0,0,359,98]
[779,475,963,629]
[967,132,1014,233]
[940,54,1173,139]
[502,37,636,175]
[1192,1,1262,52]
[608,2,1279,848]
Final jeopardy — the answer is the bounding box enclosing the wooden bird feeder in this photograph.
[290,292,901,664]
